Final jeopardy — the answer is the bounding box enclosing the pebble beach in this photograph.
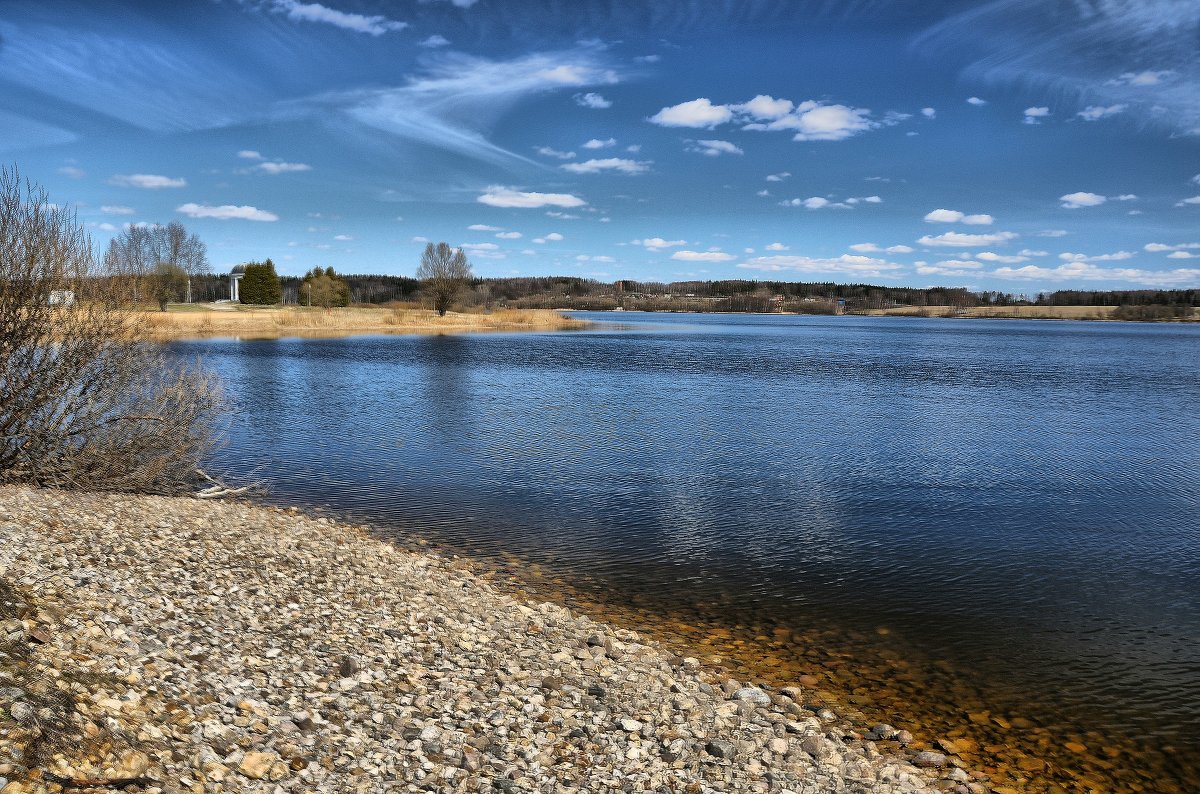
[0,487,986,793]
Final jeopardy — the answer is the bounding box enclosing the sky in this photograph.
[3,0,1199,294]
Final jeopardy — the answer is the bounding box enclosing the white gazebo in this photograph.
[229,264,246,302]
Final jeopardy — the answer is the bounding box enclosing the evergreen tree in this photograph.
[239,259,282,305]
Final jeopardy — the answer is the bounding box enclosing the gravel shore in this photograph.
[0,487,959,793]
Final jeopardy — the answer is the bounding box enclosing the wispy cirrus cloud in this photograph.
[266,1,407,35]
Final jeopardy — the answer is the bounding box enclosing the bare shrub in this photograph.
[0,167,222,494]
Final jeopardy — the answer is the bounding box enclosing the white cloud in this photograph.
[100,205,135,215]
[921,107,936,119]
[90,222,118,232]
[545,211,579,219]
[1037,229,1069,237]
[256,161,312,174]
[738,254,903,278]
[917,231,1018,247]
[887,245,914,254]
[992,263,1200,287]
[648,98,733,128]
[1168,251,1196,259]
[535,146,576,159]
[1058,250,1135,262]
[1107,70,1175,87]
[967,97,987,106]
[420,34,450,48]
[765,171,790,182]
[963,214,993,225]
[1175,196,1200,207]
[763,103,875,141]
[1018,249,1049,257]
[58,166,86,179]
[1115,194,1138,201]
[975,251,1028,264]
[269,0,406,35]
[1192,174,1200,185]
[575,92,612,109]
[850,243,882,252]
[110,174,186,189]
[561,158,650,175]
[625,144,641,153]
[477,186,585,209]
[582,137,616,149]
[687,139,743,156]
[1023,106,1051,124]
[1059,191,1106,208]
[632,237,686,251]
[237,150,263,160]
[576,254,614,262]
[1144,242,1200,252]
[176,202,278,221]
[468,224,502,231]
[532,232,565,244]
[765,242,789,251]
[735,95,794,120]
[496,231,522,239]
[461,242,499,251]
[536,64,618,86]
[671,250,735,262]
[924,208,964,223]
[1077,104,1127,121]
[797,197,829,209]
[333,234,353,241]
[756,189,771,197]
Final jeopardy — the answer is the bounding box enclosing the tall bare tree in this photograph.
[417,242,472,316]
[103,220,209,309]
[0,167,222,494]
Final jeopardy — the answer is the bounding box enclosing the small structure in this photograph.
[48,290,75,306]
[229,264,246,302]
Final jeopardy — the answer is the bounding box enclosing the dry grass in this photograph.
[136,304,588,339]
[869,305,1123,320]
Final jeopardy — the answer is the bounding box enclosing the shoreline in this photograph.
[565,306,1199,323]
[135,305,588,341]
[1,487,951,793]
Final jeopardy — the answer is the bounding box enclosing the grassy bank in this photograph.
[865,304,1197,321]
[135,304,588,339]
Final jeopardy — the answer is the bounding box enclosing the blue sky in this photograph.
[4,0,1199,293]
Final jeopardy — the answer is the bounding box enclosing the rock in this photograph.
[337,655,359,678]
[705,740,737,760]
[895,730,914,746]
[731,687,771,705]
[869,723,898,741]
[618,718,643,732]
[238,751,278,780]
[913,751,946,769]
[768,737,789,755]
[586,684,606,699]
[7,703,32,725]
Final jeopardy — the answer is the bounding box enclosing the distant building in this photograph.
[48,290,75,306]
[229,264,246,302]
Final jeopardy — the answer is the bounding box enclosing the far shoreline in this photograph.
[562,305,1199,323]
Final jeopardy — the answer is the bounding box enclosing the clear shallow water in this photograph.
[175,313,1200,780]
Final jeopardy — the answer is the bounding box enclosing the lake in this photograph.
[175,312,1200,789]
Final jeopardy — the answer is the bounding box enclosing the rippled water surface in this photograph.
[175,313,1200,784]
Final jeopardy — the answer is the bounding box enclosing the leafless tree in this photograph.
[417,242,473,316]
[103,220,209,309]
[0,167,223,494]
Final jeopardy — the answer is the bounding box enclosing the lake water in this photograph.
[174,312,1200,789]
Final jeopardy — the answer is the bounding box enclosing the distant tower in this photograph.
[229,264,247,302]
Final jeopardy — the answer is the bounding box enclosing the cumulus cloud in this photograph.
[420,34,450,48]
[561,158,650,174]
[782,195,880,210]
[1037,229,1070,237]
[468,224,502,231]
[764,242,789,251]
[333,234,352,241]
[582,137,616,149]
[575,92,612,109]
[543,232,564,241]
[975,251,1028,264]
[269,0,407,35]
[992,262,1200,287]
[1144,242,1200,252]
[765,172,790,182]
[237,150,262,159]
[887,245,915,253]
[967,97,987,106]
[477,186,585,208]
[921,107,936,118]
[110,174,186,189]
[647,98,733,128]
[1077,104,1127,121]
[736,95,794,119]
[917,231,1018,247]
[1175,196,1200,207]
[738,254,903,278]
[1058,250,1135,262]
[672,250,735,262]
[256,161,312,174]
[496,231,522,239]
[687,139,743,156]
[923,208,993,224]
[1059,191,1106,208]
[100,205,136,215]
[176,203,278,221]
[535,146,576,159]
[1023,106,1051,124]
[632,237,686,251]
[461,242,499,250]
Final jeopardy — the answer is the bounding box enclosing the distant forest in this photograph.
[193,272,1198,314]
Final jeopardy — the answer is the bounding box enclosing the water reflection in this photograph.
[173,314,1200,789]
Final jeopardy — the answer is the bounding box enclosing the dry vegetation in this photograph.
[870,305,1126,320]
[136,303,588,339]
